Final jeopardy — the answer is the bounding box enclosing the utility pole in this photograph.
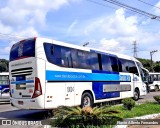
[150,50,158,72]
[133,41,138,58]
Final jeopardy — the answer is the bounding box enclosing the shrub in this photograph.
[122,98,135,110]
[50,106,121,127]
[153,95,160,103]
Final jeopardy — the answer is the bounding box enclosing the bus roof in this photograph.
[25,37,141,64]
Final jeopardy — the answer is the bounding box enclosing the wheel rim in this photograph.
[83,96,91,107]
[134,91,138,99]
[155,86,158,91]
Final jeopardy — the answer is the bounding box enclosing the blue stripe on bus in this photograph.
[11,80,34,84]
[46,70,120,81]
[46,70,131,100]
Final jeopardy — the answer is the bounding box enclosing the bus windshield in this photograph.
[10,39,35,61]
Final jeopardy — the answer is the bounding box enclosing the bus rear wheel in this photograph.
[81,92,93,108]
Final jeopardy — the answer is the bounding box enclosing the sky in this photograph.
[0,0,160,62]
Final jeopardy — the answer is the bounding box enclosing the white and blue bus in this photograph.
[9,37,148,109]
[0,72,9,98]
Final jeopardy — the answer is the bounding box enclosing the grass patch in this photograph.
[50,102,160,127]
[110,102,160,118]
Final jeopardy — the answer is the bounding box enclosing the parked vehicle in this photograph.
[148,73,160,91]
[0,72,10,102]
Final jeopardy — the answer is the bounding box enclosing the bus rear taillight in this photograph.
[32,77,42,98]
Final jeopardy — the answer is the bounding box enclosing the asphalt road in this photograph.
[0,102,51,128]
[137,91,160,103]
[0,91,159,127]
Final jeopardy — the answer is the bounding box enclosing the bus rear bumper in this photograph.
[10,96,45,109]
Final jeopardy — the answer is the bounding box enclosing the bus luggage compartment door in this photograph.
[65,82,75,106]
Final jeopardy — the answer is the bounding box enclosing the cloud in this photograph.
[81,8,139,55]
[0,0,80,37]
[0,0,74,28]
[79,8,160,61]
[16,27,39,38]
[154,1,160,14]
[0,21,12,34]
[67,20,78,33]
[99,38,125,52]
[0,0,80,60]
[84,8,138,37]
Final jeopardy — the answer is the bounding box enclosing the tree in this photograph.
[0,59,9,72]
[154,62,160,72]
[137,58,160,72]
[137,58,151,71]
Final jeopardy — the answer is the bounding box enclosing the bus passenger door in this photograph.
[65,82,75,106]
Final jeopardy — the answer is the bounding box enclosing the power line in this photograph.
[102,0,160,21]
[137,0,160,10]
[86,0,117,10]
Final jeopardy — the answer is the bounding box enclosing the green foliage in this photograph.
[137,58,160,72]
[153,63,160,72]
[153,95,160,104]
[51,102,160,127]
[122,98,135,110]
[110,102,160,118]
[0,59,9,72]
[51,106,121,127]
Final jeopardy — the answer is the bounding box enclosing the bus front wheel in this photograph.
[81,92,93,108]
[155,85,159,92]
[133,89,139,101]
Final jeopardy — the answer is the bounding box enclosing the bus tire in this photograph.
[133,89,139,101]
[155,85,159,92]
[81,92,93,108]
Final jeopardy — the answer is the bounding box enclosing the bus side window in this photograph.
[118,58,129,73]
[90,52,99,70]
[61,47,72,68]
[110,56,118,72]
[44,43,62,66]
[101,55,112,72]
[128,61,138,75]
[71,49,79,68]
[154,75,158,81]
[78,50,91,69]
[118,59,122,72]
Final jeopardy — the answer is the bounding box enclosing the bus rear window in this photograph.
[10,39,35,61]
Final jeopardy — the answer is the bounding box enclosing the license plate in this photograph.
[18,101,23,105]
